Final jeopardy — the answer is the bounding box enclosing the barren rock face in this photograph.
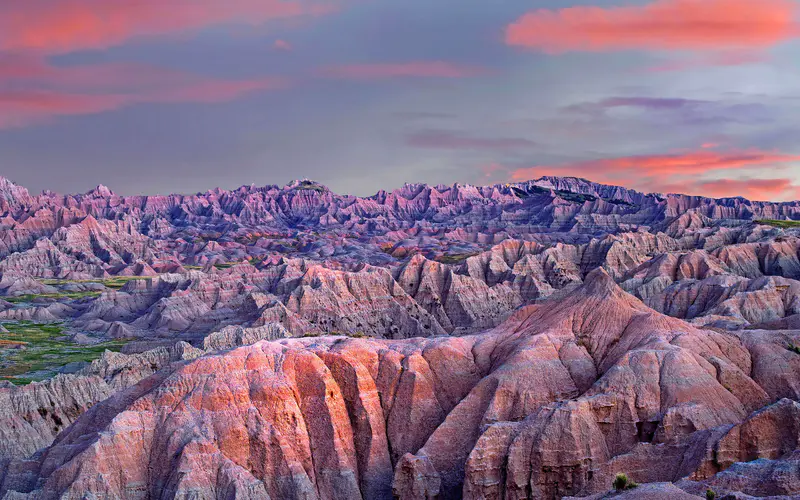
[2,175,800,499]
[3,175,800,337]
[0,375,113,464]
[2,271,799,499]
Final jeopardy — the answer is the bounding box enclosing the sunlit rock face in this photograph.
[2,176,800,499]
[1,271,799,499]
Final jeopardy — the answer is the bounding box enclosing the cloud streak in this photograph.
[563,95,773,127]
[0,55,285,128]
[506,0,799,53]
[0,53,489,129]
[679,178,798,200]
[0,0,335,54]
[565,96,707,113]
[509,148,800,200]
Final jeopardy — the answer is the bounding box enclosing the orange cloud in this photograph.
[319,62,488,79]
[688,178,796,200]
[0,55,286,128]
[506,0,799,53]
[509,148,800,201]
[0,0,335,53]
[512,150,800,180]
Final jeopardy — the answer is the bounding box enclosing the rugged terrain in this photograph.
[1,175,800,498]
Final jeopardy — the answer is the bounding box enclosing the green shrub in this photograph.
[706,489,716,500]
[787,344,800,355]
[613,473,629,491]
[612,473,638,491]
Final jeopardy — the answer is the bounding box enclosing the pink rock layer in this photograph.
[3,270,799,499]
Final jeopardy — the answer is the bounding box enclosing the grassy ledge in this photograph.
[756,219,800,229]
[0,321,128,385]
[436,252,480,264]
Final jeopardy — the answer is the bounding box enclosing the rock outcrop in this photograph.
[2,175,800,499]
[3,273,799,499]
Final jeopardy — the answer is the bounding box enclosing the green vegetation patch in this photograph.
[756,219,800,229]
[5,291,102,303]
[101,276,151,289]
[9,276,155,304]
[213,262,237,269]
[436,252,480,264]
[612,473,638,492]
[40,276,150,289]
[0,321,128,385]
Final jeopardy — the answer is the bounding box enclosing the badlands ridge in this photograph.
[0,176,799,499]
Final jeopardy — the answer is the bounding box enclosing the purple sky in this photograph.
[1,0,799,200]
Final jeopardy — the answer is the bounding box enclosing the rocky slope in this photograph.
[2,174,800,339]
[2,271,799,499]
[1,175,800,498]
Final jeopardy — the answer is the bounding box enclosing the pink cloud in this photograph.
[0,55,286,128]
[0,0,336,54]
[509,147,800,200]
[511,149,800,180]
[681,178,797,200]
[506,0,799,53]
[319,62,489,80]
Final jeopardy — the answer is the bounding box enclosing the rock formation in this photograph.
[1,175,800,498]
[2,272,799,499]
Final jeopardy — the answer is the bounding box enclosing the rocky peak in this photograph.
[581,267,625,297]
[286,178,328,192]
[0,176,31,204]
[85,184,115,198]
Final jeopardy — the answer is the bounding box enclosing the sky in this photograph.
[0,0,799,200]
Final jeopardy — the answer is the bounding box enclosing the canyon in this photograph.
[0,175,799,499]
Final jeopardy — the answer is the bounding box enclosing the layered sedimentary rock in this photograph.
[0,375,113,466]
[0,323,291,468]
[2,176,800,499]
[4,175,800,335]
[3,272,799,499]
